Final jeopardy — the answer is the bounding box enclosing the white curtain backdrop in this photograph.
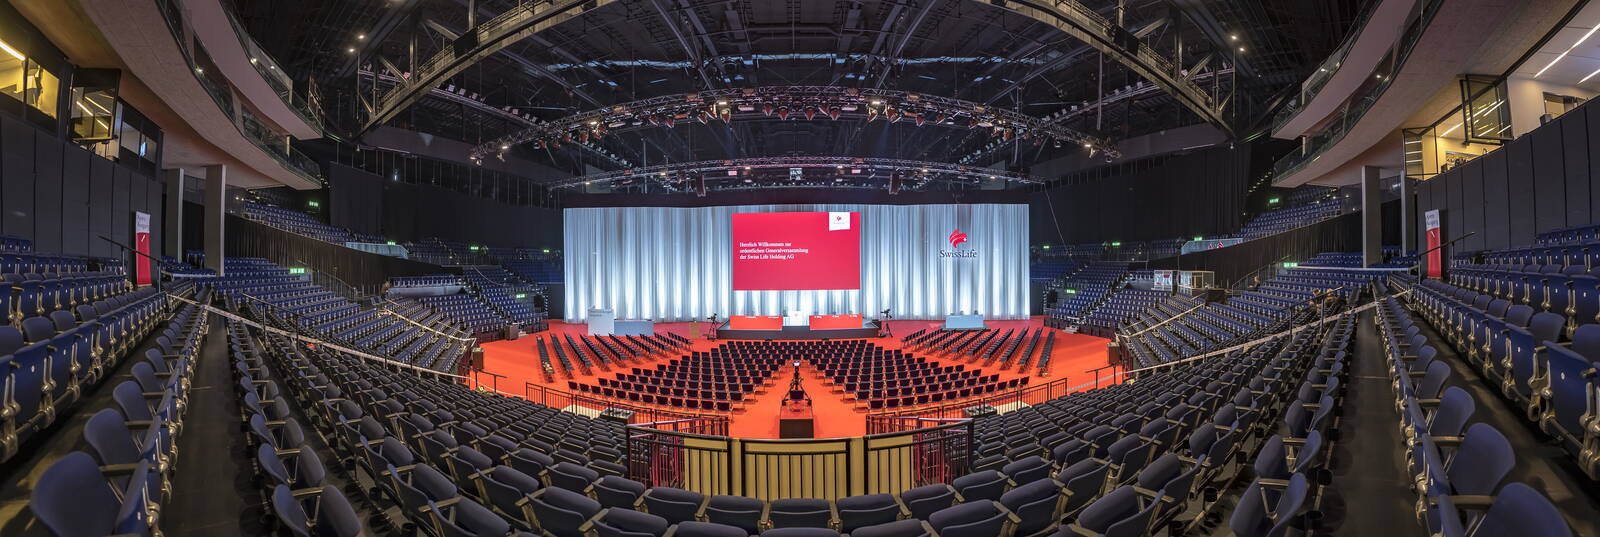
[563,204,1029,322]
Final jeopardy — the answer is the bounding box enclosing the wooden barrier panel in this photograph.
[625,421,972,501]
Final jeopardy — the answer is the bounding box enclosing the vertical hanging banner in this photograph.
[134,211,152,286]
[1424,209,1442,279]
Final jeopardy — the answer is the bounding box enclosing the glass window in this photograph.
[0,38,21,104]
[120,120,146,157]
[70,87,116,140]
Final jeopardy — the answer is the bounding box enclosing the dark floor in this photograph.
[1321,309,1415,537]
[163,316,265,537]
[1404,305,1600,536]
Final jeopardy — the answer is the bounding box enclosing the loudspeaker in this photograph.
[888,173,900,195]
[696,175,707,197]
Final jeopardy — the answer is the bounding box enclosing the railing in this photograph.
[522,382,729,436]
[625,420,973,501]
[865,376,1077,434]
[151,0,324,185]
[1267,0,1393,130]
[219,3,326,131]
[1273,0,1444,184]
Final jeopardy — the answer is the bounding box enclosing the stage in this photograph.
[474,317,1115,439]
[715,323,881,340]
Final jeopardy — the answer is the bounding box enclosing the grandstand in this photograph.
[1,1,1595,537]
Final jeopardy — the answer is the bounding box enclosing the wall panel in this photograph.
[1563,110,1590,227]
[1459,160,1484,252]
[147,177,162,259]
[89,158,113,257]
[1481,151,1511,250]
[32,129,60,253]
[61,145,89,256]
[1532,127,1566,234]
[2,115,34,240]
[1505,137,1536,246]
[112,166,130,255]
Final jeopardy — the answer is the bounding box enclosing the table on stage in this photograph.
[728,315,783,330]
[778,399,815,438]
[809,314,864,330]
[943,314,985,330]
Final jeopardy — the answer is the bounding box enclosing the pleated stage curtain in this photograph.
[563,204,1030,322]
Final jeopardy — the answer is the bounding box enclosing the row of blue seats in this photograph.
[0,285,168,463]
[1375,282,1574,536]
[1535,223,1600,246]
[1399,271,1600,482]
[27,293,207,537]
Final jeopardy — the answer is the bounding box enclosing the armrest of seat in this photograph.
[1062,522,1101,536]
[290,486,326,498]
[1444,495,1496,508]
[417,496,462,514]
[577,508,610,535]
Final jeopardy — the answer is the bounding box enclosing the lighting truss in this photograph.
[468,86,1120,162]
[549,156,1039,190]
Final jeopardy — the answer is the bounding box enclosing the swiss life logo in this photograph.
[940,228,978,258]
[828,212,851,231]
[948,229,969,248]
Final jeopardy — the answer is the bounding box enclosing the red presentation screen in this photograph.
[732,212,861,291]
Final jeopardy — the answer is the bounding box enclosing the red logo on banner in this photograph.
[948,229,969,248]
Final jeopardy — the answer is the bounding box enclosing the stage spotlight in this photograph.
[762,103,774,116]
[914,115,926,127]
[827,107,841,120]
[777,107,790,120]
[804,106,817,120]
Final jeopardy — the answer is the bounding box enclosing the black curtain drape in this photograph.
[1148,210,1364,285]
[225,215,444,291]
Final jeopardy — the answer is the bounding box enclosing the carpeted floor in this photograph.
[478,317,1113,438]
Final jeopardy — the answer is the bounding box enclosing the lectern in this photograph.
[778,361,815,438]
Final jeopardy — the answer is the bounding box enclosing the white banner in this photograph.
[563,204,1030,322]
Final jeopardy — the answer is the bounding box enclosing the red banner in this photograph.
[809,314,863,330]
[732,212,861,291]
[134,211,152,286]
[1425,209,1442,279]
[728,315,783,330]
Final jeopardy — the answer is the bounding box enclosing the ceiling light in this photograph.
[1535,23,1600,77]
[250,57,258,64]
[1439,122,1463,137]
[1230,34,1238,41]
[0,40,21,61]
[357,33,367,40]
[1581,65,1600,84]
[347,47,356,54]
[1237,47,1245,53]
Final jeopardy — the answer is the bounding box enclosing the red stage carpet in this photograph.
[476,317,1113,439]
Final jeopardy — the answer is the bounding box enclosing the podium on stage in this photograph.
[586,308,615,335]
[778,361,814,438]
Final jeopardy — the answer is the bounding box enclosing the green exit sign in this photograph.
[1110,241,1121,247]
[515,293,527,299]
[1282,262,1299,268]
[288,267,307,274]
[1064,289,1079,294]
[307,201,320,207]
[1268,197,1280,204]
[469,245,481,251]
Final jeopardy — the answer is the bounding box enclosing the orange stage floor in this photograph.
[475,317,1112,439]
